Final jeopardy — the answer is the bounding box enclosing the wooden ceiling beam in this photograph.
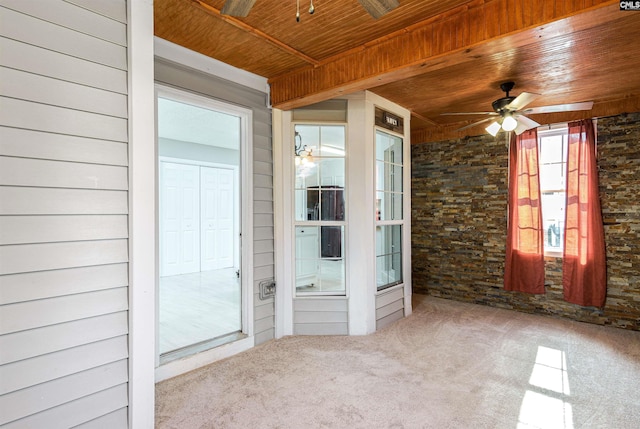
[268,0,619,110]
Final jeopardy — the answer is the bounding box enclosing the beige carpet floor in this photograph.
[155,295,640,428]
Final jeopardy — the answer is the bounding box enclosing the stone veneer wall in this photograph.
[411,111,640,330]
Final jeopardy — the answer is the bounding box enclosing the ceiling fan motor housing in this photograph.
[492,96,516,113]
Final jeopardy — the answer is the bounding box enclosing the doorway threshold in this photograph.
[160,331,247,366]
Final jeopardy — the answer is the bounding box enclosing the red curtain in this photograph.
[563,120,607,307]
[504,130,545,294]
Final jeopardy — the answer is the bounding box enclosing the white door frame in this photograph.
[154,84,254,381]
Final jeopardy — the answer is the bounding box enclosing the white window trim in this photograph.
[292,121,349,297]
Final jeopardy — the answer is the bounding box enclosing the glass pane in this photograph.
[295,189,311,221]
[392,193,403,220]
[541,192,565,251]
[295,125,320,156]
[319,158,345,187]
[295,158,318,184]
[378,192,403,221]
[303,189,319,220]
[295,226,319,289]
[318,126,345,155]
[376,164,403,193]
[376,160,385,191]
[319,189,345,221]
[318,258,345,292]
[295,226,345,294]
[540,164,565,190]
[392,165,403,193]
[539,135,564,164]
[376,130,403,163]
[376,225,402,289]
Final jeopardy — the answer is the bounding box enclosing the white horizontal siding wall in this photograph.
[0,0,129,427]
[293,298,349,335]
[155,57,275,346]
[376,286,405,330]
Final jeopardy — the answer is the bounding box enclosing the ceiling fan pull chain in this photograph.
[296,0,300,22]
[309,0,315,14]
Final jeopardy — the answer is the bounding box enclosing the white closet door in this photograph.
[200,167,217,271]
[216,168,235,268]
[180,164,200,274]
[201,167,235,271]
[160,162,180,277]
[160,162,200,276]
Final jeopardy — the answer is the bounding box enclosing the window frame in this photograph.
[375,127,405,291]
[292,122,348,296]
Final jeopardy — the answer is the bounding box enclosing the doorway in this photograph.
[156,86,247,363]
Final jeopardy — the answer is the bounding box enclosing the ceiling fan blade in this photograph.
[506,92,540,111]
[358,0,399,19]
[441,112,498,116]
[514,115,541,135]
[221,0,257,17]
[523,101,594,115]
[455,117,495,132]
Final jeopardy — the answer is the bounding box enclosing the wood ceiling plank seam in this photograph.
[190,0,320,67]
[510,0,523,31]
[468,4,485,45]
[484,0,500,40]
[269,0,620,109]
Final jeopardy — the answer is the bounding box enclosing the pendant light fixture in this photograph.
[296,0,315,22]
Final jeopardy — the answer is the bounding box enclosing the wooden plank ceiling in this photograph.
[155,0,640,143]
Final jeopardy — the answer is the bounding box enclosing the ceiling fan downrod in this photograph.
[492,81,517,113]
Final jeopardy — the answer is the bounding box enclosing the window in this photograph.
[375,130,403,290]
[538,127,568,254]
[294,124,346,295]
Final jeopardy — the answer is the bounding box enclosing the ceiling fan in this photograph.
[221,0,399,19]
[441,81,594,136]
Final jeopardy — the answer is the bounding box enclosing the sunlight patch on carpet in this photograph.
[518,346,574,429]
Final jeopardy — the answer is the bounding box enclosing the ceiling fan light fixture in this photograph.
[486,121,501,137]
[501,115,518,132]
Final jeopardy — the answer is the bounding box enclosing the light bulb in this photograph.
[502,115,518,132]
[486,121,501,136]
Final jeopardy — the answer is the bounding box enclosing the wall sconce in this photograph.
[294,131,314,169]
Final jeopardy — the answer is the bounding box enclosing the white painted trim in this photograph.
[154,37,269,94]
[127,0,156,427]
[154,84,254,376]
[240,103,255,338]
[346,96,376,335]
[154,336,255,382]
[273,108,294,337]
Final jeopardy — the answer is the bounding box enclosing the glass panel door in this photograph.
[157,91,242,360]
